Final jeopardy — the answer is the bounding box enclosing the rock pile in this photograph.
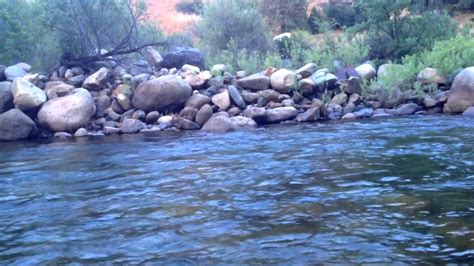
[0,46,473,141]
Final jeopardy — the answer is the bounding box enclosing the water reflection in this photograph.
[0,116,473,264]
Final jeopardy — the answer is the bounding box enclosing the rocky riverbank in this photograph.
[0,46,473,142]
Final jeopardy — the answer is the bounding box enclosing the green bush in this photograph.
[259,0,309,33]
[284,31,368,70]
[197,0,272,55]
[323,4,357,29]
[356,1,456,61]
[206,40,282,74]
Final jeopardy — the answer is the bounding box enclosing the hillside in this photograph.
[146,0,199,35]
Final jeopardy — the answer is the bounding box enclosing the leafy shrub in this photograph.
[308,7,323,34]
[259,0,309,33]
[205,40,282,74]
[322,4,357,29]
[356,1,456,61]
[197,0,272,55]
[175,0,203,14]
[283,31,369,70]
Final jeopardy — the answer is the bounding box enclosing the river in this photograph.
[1,116,473,264]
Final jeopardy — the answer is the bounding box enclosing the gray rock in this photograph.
[241,90,259,104]
[180,107,198,121]
[117,93,132,111]
[0,81,13,113]
[396,103,420,115]
[104,126,120,135]
[83,67,111,91]
[162,46,204,70]
[74,128,88,137]
[270,69,296,93]
[132,75,192,112]
[211,89,231,110]
[145,111,160,124]
[132,110,146,121]
[230,116,257,128]
[331,93,348,106]
[66,74,86,87]
[0,65,5,81]
[445,67,474,113]
[243,106,267,124]
[462,106,474,116]
[38,88,96,132]
[95,95,112,117]
[54,132,73,139]
[201,113,235,133]
[44,81,75,99]
[120,118,145,134]
[0,109,36,141]
[173,117,200,130]
[185,93,210,109]
[354,108,374,118]
[344,77,362,95]
[355,63,376,79]
[296,107,320,122]
[11,78,47,111]
[296,63,317,78]
[228,85,246,109]
[343,102,356,115]
[236,73,270,91]
[142,46,163,68]
[4,63,31,81]
[265,107,297,123]
[195,104,213,126]
[341,113,356,120]
[417,68,446,84]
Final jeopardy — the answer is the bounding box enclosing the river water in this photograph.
[0,116,473,264]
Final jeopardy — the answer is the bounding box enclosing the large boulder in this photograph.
[162,47,204,69]
[270,69,297,93]
[132,75,192,112]
[265,107,297,123]
[83,67,111,91]
[142,46,163,68]
[243,106,267,124]
[445,67,474,113]
[0,82,13,113]
[355,63,376,80]
[417,68,446,84]
[4,63,31,81]
[236,73,270,91]
[0,109,37,141]
[201,113,235,133]
[37,88,96,132]
[11,78,47,111]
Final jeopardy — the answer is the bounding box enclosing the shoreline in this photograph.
[0,54,473,143]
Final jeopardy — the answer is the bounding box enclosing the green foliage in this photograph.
[322,4,357,29]
[175,0,203,14]
[406,34,474,76]
[308,8,323,34]
[197,0,272,55]
[206,40,282,74]
[284,31,369,70]
[259,0,309,33]
[0,0,40,66]
[356,0,456,60]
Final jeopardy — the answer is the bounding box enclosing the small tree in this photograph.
[259,0,309,33]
